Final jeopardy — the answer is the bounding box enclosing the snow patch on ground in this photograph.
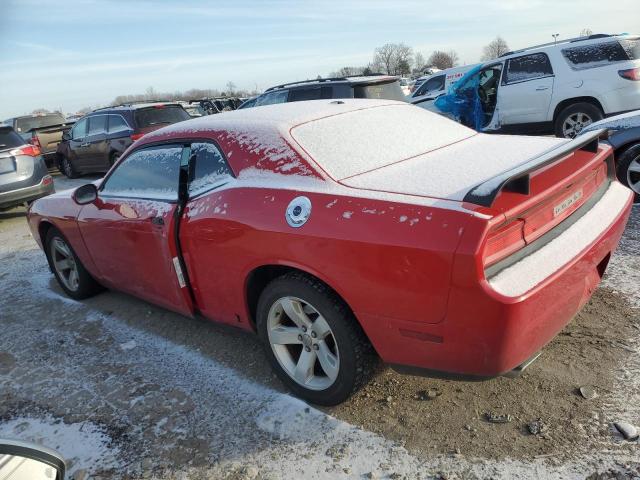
[0,416,120,475]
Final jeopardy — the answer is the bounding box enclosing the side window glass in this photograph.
[87,115,106,135]
[71,118,87,139]
[255,90,288,106]
[101,145,182,200]
[107,115,130,133]
[563,41,631,70]
[503,53,553,84]
[416,75,445,96]
[189,142,233,195]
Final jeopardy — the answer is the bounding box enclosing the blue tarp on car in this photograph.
[434,65,486,132]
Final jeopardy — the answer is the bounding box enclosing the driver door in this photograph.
[77,143,194,316]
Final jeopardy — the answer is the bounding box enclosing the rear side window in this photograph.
[0,128,25,150]
[503,53,553,84]
[14,113,66,133]
[107,115,130,133]
[289,86,333,102]
[134,106,190,129]
[87,115,106,135]
[255,90,288,106]
[101,145,182,200]
[562,41,634,70]
[353,81,406,101]
[188,142,233,195]
[415,75,445,96]
[620,38,640,60]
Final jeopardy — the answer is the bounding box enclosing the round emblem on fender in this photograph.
[286,196,312,228]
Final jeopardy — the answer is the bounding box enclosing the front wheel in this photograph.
[554,102,603,138]
[616,143,640,203]
[59,156,78,179]
[257,272,376,405]
[45,228,102,300]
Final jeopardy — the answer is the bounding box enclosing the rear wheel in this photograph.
[59,156,78,179]
[554,102,603,138]
[616,143,640,203]
[45,228,102,299]
[257,272,376,405]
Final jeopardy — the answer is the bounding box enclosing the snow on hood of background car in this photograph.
[580,109,640,135]
[341,133,568,201]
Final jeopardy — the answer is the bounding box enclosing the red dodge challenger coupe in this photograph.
[27,100,633,405]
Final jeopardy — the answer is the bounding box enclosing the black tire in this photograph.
[554,102,603,138]
[59,156,78,179]
[109,151,121,167]
[257,272,376,405]
[616,143,640,203]
[45,227,103,300]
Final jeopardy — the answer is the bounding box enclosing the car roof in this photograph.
[497,33,638,59]
[91,102,183,114]
[142,99,405,142]
[264,75,398,93]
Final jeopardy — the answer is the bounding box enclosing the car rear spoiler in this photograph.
[463,129,610,207]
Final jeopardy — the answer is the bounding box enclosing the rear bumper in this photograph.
[360,182,634,378]
[0,175,54,209]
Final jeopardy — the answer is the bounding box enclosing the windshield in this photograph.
[353,80,407,101]
[14,113,66,132]
[134,105,190,128]
[0,127,25,150]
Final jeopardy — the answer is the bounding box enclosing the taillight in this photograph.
[619,68,640,81]
[483,219,525,268]
[130,133,145,141]
[10,145,41,157]
[42,175,53,186]
[29,135,42,148]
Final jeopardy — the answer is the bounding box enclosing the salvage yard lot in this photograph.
[0,174,639,479]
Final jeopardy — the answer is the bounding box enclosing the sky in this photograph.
[0,0,638,118]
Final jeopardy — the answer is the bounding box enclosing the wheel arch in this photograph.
[38,219,55,249]
[244,263,361,333]
[552,96,604,122]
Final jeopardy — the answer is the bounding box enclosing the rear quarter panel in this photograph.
[179,185,474,336]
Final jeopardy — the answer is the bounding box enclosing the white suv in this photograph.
[425,33,640,138]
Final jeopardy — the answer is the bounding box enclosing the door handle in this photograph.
[535,86,550,91]
[151,216,164,226]
[80,143,90,147]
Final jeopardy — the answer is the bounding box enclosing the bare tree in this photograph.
[372,43,414,75]
[580,28,593,37]
[428,50,459,70]
[225,81,237,95]
[413,52,426,74]
[481,36,510,61]
[31,108,50,114]
[329,66,366,77]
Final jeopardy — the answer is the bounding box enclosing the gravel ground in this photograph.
[0,173,638,479]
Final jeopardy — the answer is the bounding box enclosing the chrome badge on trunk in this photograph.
[553,189,583,217]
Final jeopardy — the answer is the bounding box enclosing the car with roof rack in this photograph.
[423,33,640,138]
[55,101,191,178]
[26,99,633,404]
[244,75,406,108]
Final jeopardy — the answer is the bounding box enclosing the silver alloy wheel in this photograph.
[628,155,640,195]
[50,237,79,291]
[267,296,340,391]
[562,112,593,138]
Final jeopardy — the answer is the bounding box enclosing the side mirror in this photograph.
[0,439,66,480]
[62,131,71,141]
[73,183,98,205]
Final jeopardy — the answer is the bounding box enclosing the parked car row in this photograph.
[1,112,74,167]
